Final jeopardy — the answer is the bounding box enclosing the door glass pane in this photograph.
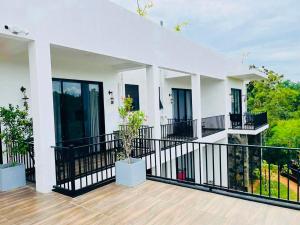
[186,90,192,120]
[178,90,185,120]
[231,89,242,114]
[62,82,84,141]
[88,84,100,138]
[172,89,178,120]
[53,81,62,143]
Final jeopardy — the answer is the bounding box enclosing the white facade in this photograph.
[0,0,267,193]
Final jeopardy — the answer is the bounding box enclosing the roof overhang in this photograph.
[228,72,266,81]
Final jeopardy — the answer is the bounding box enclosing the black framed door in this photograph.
[231,88,242,127]
[231,88,242,114]
[52,79,105,145]
[172,88,192,121]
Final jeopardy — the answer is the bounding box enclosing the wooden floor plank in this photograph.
[0,181,299,225]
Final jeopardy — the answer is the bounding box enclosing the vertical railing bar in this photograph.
[199,143,202,185]
[159,140,162,177]
[227,145,229,189]
[169,139,172,180]
[234,145,237,190]
[180,141,183,181]
[242,146,245,191]
[212,144,215,186]
[219,144,222,187]
[297,150,300,202]
[186,142,189,181]
[268,160,271,198]
[288,148,290,201]
[259,147,262,196]
[205,144,208,184]
[278,160,280,199]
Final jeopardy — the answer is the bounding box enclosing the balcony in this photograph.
[230,112,268,130]
[202,115,225,137]
[1,180,299,225]
[161,119,198,141]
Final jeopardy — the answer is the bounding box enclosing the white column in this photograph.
[191,74,202,139]
[224,78,231,130]
[191,74,202,183]
[146,65,161,139]
[28,41,56,193]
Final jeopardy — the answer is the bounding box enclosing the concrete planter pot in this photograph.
[0,163,26,191]
[115,158,146,187]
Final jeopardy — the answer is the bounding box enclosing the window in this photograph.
[125,84,140,111]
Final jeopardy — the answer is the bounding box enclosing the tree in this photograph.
[118,97,146,163]
[266,120,300,148]
[248,65,300,167]
[0,104,33,165]
[248,66,300,123]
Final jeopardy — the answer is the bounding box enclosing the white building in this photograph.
[0,0,268,195]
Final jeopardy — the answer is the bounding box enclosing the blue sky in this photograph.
[111,0,300,81]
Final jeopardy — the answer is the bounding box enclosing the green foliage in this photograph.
[266,120,300,148]
[254,177,298,201]
[0,104,33,165]
[118,97,146,162]
[248,66,300,151]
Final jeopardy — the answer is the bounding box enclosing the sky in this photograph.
[111,0,300,81]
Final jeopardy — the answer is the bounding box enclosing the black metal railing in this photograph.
[52,133,155,197]
[230,112,268,130]
[202,115,225,137]
[140,138,300,210]
[117,125,153,140]
[53,138,122,197]
[161,119,197,141]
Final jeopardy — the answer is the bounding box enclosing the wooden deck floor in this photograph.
[0,181,300,225]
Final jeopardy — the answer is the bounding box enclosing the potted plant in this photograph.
[0,103,33,191]
[115,97,146,187]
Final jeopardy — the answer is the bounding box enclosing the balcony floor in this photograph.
[1,181,299,225]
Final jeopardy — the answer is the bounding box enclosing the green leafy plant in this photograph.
[0,104,33,166]
[118,97,146,164]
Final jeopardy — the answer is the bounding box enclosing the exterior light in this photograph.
[169,93,174,104]
[108,90,114,104]
[20,86,29,110]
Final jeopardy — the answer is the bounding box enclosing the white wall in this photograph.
[201,77,226,118]
[0,0,253,78]
[51,55,121,134]
[120,68,148,115]
[0,52,31,111]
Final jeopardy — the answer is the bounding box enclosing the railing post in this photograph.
[69,145,76,194]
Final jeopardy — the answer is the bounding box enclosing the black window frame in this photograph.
[125,84,140,111]
[52,78,106,144]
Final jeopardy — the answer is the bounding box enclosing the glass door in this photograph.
[52,79,105,145]
[172,88,193,121]
[231,88,242,127]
